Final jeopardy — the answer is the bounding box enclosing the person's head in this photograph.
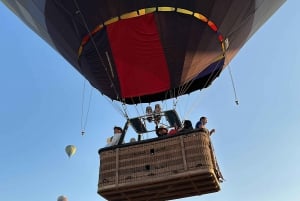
[130,137,136,143]
[158,126,168,135]
[200,116,208,124]
[183,120,193,129]
[114,126,122,134]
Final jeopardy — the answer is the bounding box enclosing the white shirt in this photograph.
[106,132,122,147]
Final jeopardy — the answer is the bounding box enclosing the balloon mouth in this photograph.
[120,57,225,104]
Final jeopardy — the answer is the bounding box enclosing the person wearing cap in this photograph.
[106,126,123,147]
[195,116,215,135]
[155,125,168,137]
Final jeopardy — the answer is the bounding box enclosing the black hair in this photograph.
[183,120,193,129]
[114,126,122,132]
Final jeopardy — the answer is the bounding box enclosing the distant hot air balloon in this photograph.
[57,195,68,201]
[65,145,76,158]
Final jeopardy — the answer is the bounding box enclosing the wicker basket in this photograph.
[98,130,221,201]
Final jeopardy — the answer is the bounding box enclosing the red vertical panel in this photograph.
[107,14,170,98]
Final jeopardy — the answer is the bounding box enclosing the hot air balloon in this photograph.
[65,145,76,158]
[57,195,68,201]
[1,0,286,200]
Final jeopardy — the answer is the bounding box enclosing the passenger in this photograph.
[195,116,215,135]
[106,126,123,147]
[168,123,179,135]
[130,137,136,143]
[155,125,168,137]
[178,120,193,132]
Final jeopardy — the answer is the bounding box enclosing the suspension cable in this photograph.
[103,96,126,118]
[122,103,130,120]
[181,56,224,98]
[183,58,225,118]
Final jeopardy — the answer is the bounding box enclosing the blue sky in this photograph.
[0,1,299,201]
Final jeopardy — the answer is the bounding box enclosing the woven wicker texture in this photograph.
[98,130,221,201]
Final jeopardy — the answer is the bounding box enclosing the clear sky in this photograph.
[0,1,299,201]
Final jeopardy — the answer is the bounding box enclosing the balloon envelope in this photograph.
[65,145,76,158]
[1,0,286,104]
[57,195,68,201]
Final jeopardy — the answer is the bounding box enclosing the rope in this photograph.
[228,65,239,105]
[80,79,86,134]
[80,80,93,135]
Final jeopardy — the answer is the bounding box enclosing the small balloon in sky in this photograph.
[57,195,68,201]
[65,145,76,158]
